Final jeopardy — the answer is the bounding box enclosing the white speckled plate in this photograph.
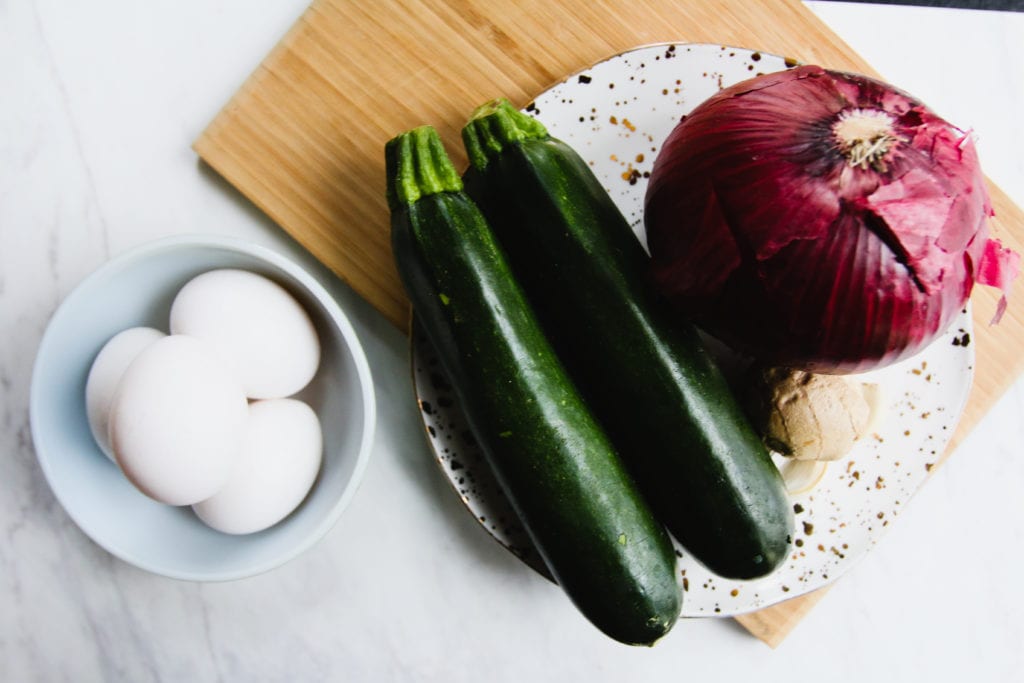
[411,43,975,616]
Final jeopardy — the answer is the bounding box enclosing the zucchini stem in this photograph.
[385,126,462,209]
[463,99,548,171]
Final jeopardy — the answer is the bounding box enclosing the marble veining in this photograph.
[2,1,1023,681]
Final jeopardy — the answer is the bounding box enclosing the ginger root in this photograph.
[747,367,882,462]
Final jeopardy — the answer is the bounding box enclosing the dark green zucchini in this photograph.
[386,126,681,645]
[461,100,793,580]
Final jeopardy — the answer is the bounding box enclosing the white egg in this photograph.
[193,398,323,535]
[169,269,320,399]
[109,335,249,506]
[85,327,166,462]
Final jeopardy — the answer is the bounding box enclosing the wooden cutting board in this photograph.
[194,0,1024,647]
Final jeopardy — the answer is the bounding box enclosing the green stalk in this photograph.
[462,99,549,170]
[384,125,463,209]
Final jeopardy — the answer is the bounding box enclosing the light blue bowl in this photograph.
[30,235,376,581]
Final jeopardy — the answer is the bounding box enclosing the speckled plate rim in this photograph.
[412,316,976,616]
[29,233,377,582]
[407,41,978,616]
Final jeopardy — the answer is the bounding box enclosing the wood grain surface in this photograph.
[194,0,1024,646]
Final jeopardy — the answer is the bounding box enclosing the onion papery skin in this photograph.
[644,64,993,374]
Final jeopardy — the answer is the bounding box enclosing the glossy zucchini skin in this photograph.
[462,101,793,580]
[386,126,681,646]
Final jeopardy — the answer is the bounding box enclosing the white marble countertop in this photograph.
[3,1,1023,680]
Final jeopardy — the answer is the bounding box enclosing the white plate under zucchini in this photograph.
[411,43,974,617]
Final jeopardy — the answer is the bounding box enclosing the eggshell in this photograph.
[109,335,249,506]
[193,398,323,535]
[85,327,166,461]
[169,269,320,399]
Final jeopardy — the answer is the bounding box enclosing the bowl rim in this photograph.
[29,233,377,582]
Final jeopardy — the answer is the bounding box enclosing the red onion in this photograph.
[645,65,1018,373]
